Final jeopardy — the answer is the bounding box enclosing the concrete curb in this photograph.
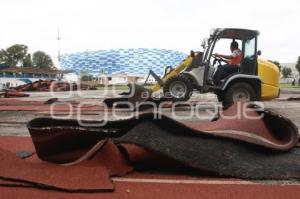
[280,88,300,95]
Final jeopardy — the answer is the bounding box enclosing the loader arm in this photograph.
[149,56,194,92]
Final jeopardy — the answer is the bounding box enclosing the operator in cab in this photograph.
[212,40,242,85]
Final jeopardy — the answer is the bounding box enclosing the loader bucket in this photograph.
[127,83,152,105]
[103,83,152,108]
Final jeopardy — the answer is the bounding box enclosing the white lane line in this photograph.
[112,177,256,185]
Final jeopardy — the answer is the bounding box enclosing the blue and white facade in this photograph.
[60,48,187,76]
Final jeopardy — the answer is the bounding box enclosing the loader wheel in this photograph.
[223,82,257,106]
[163,74,193,102]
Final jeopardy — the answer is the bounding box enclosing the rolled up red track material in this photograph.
[23,101,299,180]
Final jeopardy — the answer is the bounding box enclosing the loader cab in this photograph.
[200,28,262,105]
[203,28,260,78]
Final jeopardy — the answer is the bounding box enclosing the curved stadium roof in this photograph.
[60,48,187,76]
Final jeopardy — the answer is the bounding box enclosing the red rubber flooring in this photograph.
[2,180,300,199]
[1,136,300,198]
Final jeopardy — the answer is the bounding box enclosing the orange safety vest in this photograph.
[229,49,242,65]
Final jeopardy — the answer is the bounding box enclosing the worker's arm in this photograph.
[213,53,231,64]
[214,53,233,60]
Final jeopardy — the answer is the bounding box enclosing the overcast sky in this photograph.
[0,0,299,67]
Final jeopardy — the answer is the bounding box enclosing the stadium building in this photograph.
[60,48,187,84]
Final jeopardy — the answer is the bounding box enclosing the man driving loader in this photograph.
[212,40,242,85]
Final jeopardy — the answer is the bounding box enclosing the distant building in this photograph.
[98,73,144,85]
[60,48,187,82]
[0,66,65,90]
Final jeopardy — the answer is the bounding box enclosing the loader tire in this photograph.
[223,82,257,107]
[163,74,193,102]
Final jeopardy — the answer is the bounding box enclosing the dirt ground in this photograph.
[0,89,300,136]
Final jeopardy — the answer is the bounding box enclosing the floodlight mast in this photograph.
[57,26,61,69]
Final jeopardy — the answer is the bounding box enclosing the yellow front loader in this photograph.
[105,28,280,107]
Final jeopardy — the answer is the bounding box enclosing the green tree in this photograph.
[296,56,300,75]
[282,66,292,78]
[80,71,93,81]
[268,60,282,71]
[32,51,54,69]
[0,44,28,67]
[23,54,33,67]
[0,50,8,66]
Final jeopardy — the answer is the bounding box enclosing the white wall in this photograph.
[0,78,26,89]
[63,73,79,82]
[110,76,127,84]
